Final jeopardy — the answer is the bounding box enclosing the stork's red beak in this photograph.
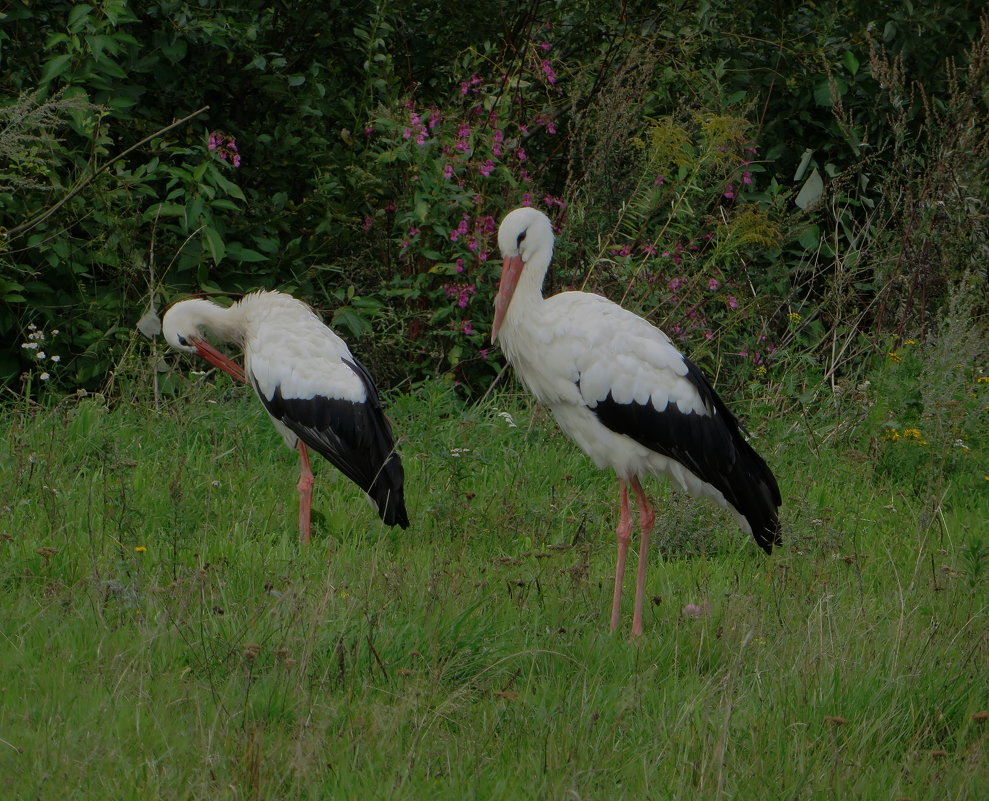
[193,339,248,384]
[492,254,524,343]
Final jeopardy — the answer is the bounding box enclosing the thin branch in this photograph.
[3,105,210,242]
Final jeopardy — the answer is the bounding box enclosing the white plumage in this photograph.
[493,207,780,636]
[162,290,408,541]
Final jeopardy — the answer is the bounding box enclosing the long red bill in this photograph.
[193,340,248,385]
[492,254,524,343]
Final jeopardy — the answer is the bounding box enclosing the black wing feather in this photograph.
[589,359,781,552]
[253,357,409,529]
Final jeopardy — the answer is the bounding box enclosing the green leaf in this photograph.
[332,306,371,338]
[225,243,267,263]
[203,227,225,264]
[210,169,245,201]
[795,168,824,210]
[798,225,821,250]
[40,54,73,84]
[67,4,93,31]
[842,50,860,76]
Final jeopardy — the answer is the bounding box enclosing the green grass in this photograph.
[1,378,986,800]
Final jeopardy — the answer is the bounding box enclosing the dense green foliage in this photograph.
[1,374,986,798]
[1,1,986,398]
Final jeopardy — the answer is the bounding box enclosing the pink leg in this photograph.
[610,479,633,633]
[296,441,314,545]
[629,477,656,637]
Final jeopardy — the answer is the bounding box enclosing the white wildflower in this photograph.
[449,447,472,458]
[497,410,518,428]
[21,342,38,350]
[36,351,46,360]
[39,372,51,381]
[50,355,60,363]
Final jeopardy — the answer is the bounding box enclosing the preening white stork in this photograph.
[162,290,409,542]
[493,207,781,636]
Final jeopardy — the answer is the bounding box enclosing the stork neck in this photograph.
[195,299,246,346]
[515,239,553,307]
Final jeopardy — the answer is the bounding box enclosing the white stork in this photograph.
[492,207,781,636]
[162,290,409,542]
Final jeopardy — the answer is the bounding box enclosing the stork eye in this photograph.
[516,230,526,247]
[178,335,190,347]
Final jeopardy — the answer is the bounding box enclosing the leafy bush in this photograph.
[0,1,985,402]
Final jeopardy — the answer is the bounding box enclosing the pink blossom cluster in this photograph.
[444,283,476,308]
[459,74,482,97]
[403,110,430,145]
[208,132,241,167]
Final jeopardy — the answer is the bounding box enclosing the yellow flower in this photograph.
[134,546,147,553]
[787,312,801,322]
[977,376,989,384]
[903,339,916,345]
[887,351,901,363]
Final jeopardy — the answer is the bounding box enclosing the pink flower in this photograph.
[723,185,735,199]
[455,258,465,273]
[516,148,527,161]
[363,125,374,136]
[742,171,752,185]
[461,320,474,335]
[521,193,532,206]
[540,41,552,51]
[546,120,556,134]
[708,278,719,290]
[443,163,454,179]
[641,243,657,256]
[479,159,495,177]
[653,174,665,186]
[362,216,373,231]
[704,329,714,340]
[682,603,707,618]
[727,296,738,309]
[479,348,489,359]
[541,59,557,84]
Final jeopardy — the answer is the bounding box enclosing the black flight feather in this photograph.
[588,359,781,552]
[252,357,409,529]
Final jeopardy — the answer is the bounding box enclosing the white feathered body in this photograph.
[233,292,365,447]
[497,288,741,525]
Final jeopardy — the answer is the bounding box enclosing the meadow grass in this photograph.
[0,377,986,800]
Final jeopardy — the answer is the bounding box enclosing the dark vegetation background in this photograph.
[1,0,986,401]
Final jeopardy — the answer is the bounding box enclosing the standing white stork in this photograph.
[162,290,409,542]
[492,207,781,636]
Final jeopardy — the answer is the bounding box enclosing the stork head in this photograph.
[161,298,248,383]
[161,299,215,353]
[492,207,555,342]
